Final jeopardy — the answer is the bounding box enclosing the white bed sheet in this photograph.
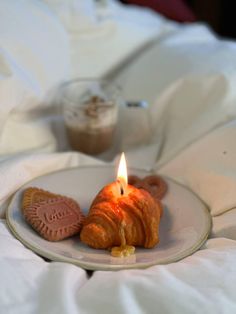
[1,1,236,313]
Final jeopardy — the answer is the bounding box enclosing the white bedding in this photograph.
[1,1,236,313]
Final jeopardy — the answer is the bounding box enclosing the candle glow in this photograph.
[117,152,128,195]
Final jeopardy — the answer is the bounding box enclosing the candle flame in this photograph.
[117,152,127,194]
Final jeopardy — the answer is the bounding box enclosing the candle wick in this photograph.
[118,179,124,196]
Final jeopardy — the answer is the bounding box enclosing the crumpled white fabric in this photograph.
[1,219,236,314]
[0,0,70,153]
[44,0,174,78]
[1,1,236,313]
[158,121,236,216]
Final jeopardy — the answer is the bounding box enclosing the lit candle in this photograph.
[110,152,136,257]
[80,151,161,256]
[117,152,128,196]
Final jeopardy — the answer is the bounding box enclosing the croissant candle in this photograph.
[80,153,162,257]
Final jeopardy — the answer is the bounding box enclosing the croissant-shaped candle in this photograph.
[80,182,162,251]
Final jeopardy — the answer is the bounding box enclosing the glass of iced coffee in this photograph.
[61,78,119,155]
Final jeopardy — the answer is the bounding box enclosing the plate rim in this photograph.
[6,165,212,271]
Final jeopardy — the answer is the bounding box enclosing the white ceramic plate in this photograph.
[6,166,211,271]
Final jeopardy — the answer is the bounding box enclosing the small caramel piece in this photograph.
[111,245,135,257]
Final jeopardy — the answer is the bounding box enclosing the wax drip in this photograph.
[120,221,126,247]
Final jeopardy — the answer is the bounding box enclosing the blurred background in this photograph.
[120,0,236,39]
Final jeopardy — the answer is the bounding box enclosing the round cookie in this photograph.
[128,175,167,200]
